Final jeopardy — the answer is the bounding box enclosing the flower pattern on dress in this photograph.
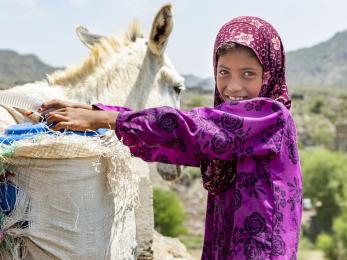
[271,235,286,256]
[244,212,267,235]
[232,189,242,209]
[287,177,302,212]
[211,130,231,154]
[284,116,299,164]
[156,111,178,132]
[243,237,266,260]
[221,114,244,133]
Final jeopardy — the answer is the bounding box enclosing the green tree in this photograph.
[153,187,186,237]
[301,148,347,234]
[317,211,347,260]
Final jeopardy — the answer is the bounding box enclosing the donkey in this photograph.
[0,4,184,180]
[0,4,188,258]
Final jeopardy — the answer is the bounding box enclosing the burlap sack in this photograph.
[0,134,138,260]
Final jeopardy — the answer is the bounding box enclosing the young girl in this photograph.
[41,16,302,259]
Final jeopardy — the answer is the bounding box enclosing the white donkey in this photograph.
[0,4,188,258]
[0,4,184,180]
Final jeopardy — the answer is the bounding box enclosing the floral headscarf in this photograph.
[213,16,291,108]
[201,16,291,195]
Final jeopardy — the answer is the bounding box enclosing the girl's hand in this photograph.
[47,108,119,131]
[39,99,93,115]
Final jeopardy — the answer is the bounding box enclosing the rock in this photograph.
[153,231,195,260]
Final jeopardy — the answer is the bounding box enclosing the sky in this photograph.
[1,0,347,78]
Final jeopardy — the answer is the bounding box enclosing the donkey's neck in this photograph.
[64,50,158,110]
[62,67,143,108]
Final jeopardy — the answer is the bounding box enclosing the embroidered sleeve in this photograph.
[114,98,287,167]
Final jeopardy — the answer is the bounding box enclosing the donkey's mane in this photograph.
[48,21,143,86]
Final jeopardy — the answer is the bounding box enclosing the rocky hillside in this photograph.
[286,29,347,87]
[0,49,57,89]
[1,28,347,91]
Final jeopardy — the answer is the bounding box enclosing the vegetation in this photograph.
[301,148,347,259]
[153,187,186,237]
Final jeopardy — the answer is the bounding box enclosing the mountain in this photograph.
[286,30,347,87]
[182,74,203,88]
[0,49,57,89]
[1,28,347,91]
[182,74,214,91]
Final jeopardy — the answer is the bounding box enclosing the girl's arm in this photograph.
[97,98,288,167]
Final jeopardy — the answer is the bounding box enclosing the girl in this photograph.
[41,16,302,259]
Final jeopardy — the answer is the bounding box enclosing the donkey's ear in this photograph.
[148,4,173,56]
[75,25,105,49]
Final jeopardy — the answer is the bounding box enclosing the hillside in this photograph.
[286,30,347,87]
[0,49,57,89]
[1,28,347,90]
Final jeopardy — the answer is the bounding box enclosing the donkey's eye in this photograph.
[173,86,182,95]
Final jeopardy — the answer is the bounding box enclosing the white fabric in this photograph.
[1,133,138,260]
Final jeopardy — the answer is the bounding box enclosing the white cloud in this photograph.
[0,0,48,20]
[0,0,39,7]
[66,0,92,7]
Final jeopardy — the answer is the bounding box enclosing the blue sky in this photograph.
[1,0,346,78]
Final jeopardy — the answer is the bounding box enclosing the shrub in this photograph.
[310,97,324,114]
[316,233,335,259]
[301,148,347,235]
[153,187,186,237]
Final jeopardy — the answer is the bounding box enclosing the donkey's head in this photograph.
[47,4,184,180]
[48,4,185,111]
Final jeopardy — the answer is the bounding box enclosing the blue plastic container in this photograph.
[0,123,108,145]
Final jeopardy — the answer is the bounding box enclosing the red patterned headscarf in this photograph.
[201,16,291,195]
[213,16,291,109]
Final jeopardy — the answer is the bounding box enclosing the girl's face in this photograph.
[216,48,263,101]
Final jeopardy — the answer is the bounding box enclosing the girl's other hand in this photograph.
[47,108,118,131]
[39,99,92,115]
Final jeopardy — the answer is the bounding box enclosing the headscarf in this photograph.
[201,16,291,195]
[213,16,290,108]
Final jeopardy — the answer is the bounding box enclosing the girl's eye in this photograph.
[243,71,255,77]
[218,70,229,76]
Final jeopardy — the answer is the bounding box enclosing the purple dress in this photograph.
[95,97,302,259]
[95,15,302,260]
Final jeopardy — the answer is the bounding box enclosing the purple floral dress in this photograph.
[95,16,302,260]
